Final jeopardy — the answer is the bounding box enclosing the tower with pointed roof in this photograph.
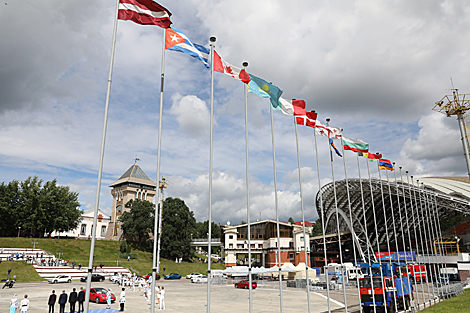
[105,162,156,240]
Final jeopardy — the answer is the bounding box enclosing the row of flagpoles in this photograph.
[83,1,453,313]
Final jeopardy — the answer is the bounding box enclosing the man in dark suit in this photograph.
[58,290,67,313]
[77,287,85,313]
[69,288,78,313]
[48,290,57,313]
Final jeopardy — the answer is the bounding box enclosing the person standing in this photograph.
[9,294,18,313]
[77,287,85,313]
[48,290,57,313]
[156,286,160,307]
[119,287,125,311]
[58,290,67,313]
[106,288,112,309]
[20,295,29,313]
[159,287,165,310]
[69,288,78,313]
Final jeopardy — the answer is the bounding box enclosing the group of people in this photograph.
[114,272,166,310]
[9,294,29,313]
[47,287,85,313]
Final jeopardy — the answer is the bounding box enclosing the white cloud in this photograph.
[169,94,210,138]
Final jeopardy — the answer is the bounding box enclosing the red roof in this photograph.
[295,221,315,226]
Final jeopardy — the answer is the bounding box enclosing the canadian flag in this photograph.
[213,51,250,83]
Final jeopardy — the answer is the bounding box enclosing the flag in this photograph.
[165,28,210,68]
[247,74,283,109]
[118,0,172,28]
[379,159,394,171]
[342,136,369,153]
[359,152,382,160]
[329,138,342,157]
[213,51,250,82]
[296,112,317,128]
[315,120,342,139]
[278,98,307,116]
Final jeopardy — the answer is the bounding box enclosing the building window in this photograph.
[237,244,244,249]
[301,246,305,251]
[258,244,263,249]
[251,244,255,249]
[80,224,86,236]
[229,235,233,240]
[289,242,294,248]
[229,243,233,249]
[290,253,294,261]
[258,234,263,239]
[101,226,107,237]
[300,236,304,242]
[251,234,255,239]
[116,205,123,215]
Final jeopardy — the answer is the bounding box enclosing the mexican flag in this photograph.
[342,136,369,153]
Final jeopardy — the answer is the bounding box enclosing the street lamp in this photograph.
[17,227,21,238]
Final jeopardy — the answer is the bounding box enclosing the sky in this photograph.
[1,0,470,227]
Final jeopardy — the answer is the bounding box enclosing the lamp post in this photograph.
[17,227,21,238]
[31,239,38,251]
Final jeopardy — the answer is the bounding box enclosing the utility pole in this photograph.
[433,88,470,179]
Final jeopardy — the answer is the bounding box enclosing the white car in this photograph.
[191,275,208,283]
[186,272,203,279]
[48,275,72,284]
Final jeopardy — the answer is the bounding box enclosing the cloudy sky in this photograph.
[1,0,470,226]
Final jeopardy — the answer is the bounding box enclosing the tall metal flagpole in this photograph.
[406,174,428,309]
[242,62,253,313]
[325,118,348,313]
[313,123,331,313]
[339,137,362,313]
[270,108,284,313]
[151,28,167,313]
[84,1,119,312]
[432,194,450,298]
[399,169,419,312]
[206,36,216,313]
[376,161,396,312]
[294,118,311,313]
[357,155,377,313]
[415,180,436,304]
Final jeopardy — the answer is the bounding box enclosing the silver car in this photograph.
[48,275,72,284]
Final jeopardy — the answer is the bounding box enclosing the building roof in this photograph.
[82,209,110,219]
[295,221,315,226]
[109,163,156,188]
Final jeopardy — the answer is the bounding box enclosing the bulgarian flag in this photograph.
[342,136,369,153]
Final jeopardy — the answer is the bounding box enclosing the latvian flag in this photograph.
[118,0,172,28]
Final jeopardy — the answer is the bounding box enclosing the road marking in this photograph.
[313,292,345,308]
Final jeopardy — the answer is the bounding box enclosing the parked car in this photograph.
[80,274,105,282]
[191,275,208,283]
[234,280,257,289]
[164,273,182,280]
[48,275,72,284]
[186,272,202,279]
[87,287,116,304]
[141,273,161,280]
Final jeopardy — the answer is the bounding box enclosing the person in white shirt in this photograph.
[119,288,125,312]
[20,295,29,313]
[155,286,160,306]
[144,284,149,301]
[159,287,165,310]
[10,294,18,313]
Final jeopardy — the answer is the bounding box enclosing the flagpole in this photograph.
[206,36,216,313]
[432,194,450,298]
[294,118,311,313]
[270,108,284,313]
[84,1,119,312]
[313,123,331,313]
[356,155,377,313]
[376,160,396,312]
[415,179,437,304]
[242,62,254,313]
[406,174,428,309]
[325,118,348,313]
[150,27,167,313]
[386,166,416,310]
[339,137,362,313]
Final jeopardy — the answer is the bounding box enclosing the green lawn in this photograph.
[0,261,43,283]
[0,238,224,282]
[421,289,470,313]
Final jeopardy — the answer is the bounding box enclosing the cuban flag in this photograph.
[165,28,210,68]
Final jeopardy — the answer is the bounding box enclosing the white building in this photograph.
[50,209,111,240]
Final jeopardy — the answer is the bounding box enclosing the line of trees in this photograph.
[0,176,82,237]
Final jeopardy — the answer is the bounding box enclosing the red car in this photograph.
[141,273,161,280]
[88,288,116,304]
[234,280,257,289]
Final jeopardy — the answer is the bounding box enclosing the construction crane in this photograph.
[433,88,470,179]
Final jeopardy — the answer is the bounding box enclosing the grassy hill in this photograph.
[0,238,224,282]
[422,289,470,313]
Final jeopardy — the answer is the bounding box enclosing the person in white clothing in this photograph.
[155,286,160,306]
[20,295,29,313]
[159,287,165,310]
[10,294,18,313]
[119,288,126,311]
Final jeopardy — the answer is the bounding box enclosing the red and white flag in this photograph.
[315,120,342,139]
[118,0,172,28]
[213,51,250,83]
[279,98,307,116]
[296,111,317,128]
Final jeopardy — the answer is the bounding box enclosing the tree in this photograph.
[195,220,220,239]
[288,217,295,225]
[160,197,196,261]
[311,218,323,237]
[119,199,155,248]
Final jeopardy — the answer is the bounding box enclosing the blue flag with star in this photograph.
[247,74,283,109]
